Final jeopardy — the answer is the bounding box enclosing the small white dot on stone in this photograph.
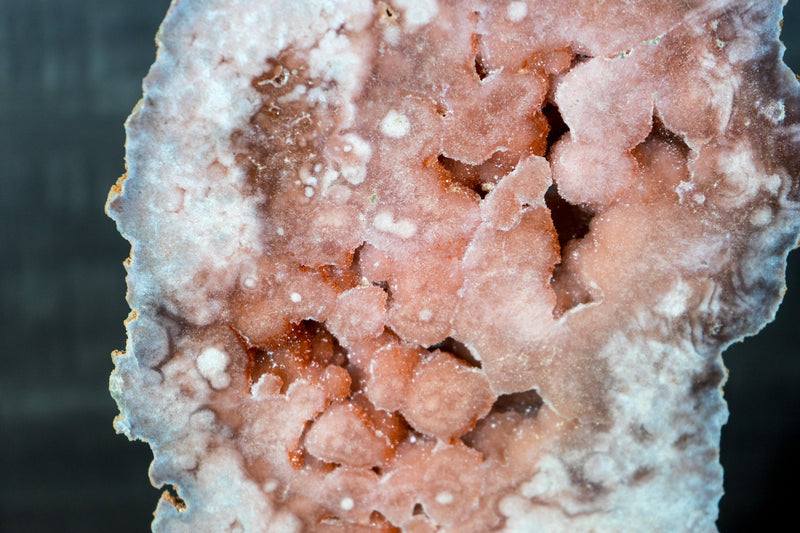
[314,163,323,173]
[762,99,786,124]
[418,309,433,321]
[380,110,410,138]
[343,144,353,152]
[290,292,302,303]
[340,497,354,511]
[435,491,454,505]
[304,186,315,197]
[263,480,278,493]
[506,1,528,22]
[243,276,257,289]
[196,347,231,389]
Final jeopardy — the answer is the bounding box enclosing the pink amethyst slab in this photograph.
[107,1,800,531]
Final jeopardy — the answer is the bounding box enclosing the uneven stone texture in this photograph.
[107,1,800,531]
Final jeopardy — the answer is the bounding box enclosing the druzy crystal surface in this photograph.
[107,1,800,531]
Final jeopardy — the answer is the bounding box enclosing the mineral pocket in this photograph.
[107,1,800,531]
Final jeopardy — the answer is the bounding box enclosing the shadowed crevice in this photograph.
[544,184,594,250]
[427,336,482,369]
[492,389,544,416]
[543,102,569,158]
[545,185,595,317]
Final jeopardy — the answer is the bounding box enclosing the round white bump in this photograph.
[435,491,454,505]
[506,1,528,22]
[380,110,410,138]
[196,347,231,389]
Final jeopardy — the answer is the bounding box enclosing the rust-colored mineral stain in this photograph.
[312,263,361,293]
[247,321,344,394]
[160,488,187,513]
[287,447,305,470]
[435,151,523,198]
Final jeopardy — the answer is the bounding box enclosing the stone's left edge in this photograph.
[105,1,377,531]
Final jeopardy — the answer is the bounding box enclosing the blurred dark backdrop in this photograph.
[0,1,797,532]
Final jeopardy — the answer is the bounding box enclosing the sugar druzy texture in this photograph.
[107,0,800,531]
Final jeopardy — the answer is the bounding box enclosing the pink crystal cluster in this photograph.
[107,0,800,531]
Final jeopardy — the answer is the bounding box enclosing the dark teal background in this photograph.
[0,1,796,531]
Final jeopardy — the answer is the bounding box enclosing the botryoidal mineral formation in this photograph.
[107,1,800,531]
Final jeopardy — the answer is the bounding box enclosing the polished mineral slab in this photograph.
[107,0,800,531]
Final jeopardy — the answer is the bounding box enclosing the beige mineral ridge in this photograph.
[106,0,800,531]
